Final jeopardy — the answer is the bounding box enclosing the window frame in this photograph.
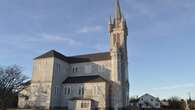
[85,65,92,73]
[81,102,89,108]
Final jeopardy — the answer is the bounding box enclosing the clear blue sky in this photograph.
[0,0,195,99]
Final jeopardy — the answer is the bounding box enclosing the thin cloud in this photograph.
[151,83,195,91]
[40,33,82,46]
[78,25,102,33]
[124,0,195,22]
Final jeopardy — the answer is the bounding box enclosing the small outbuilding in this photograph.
[137,93,161,109]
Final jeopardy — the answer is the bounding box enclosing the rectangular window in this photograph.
[68,87,71,95]
[64,87,67,95]
[85,65,92,73]
[57,63,60,72]
[78,86,84,96]
[54,86,59,96]
[81,102,89,108]
[78,88,81,95]
[64,86,71,96]
[82,87,84,95]
[98,65,104,72]
[55,63,61,73]
[72,66,78,73]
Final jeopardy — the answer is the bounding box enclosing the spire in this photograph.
[109,16,112,24]
[115,0,122,20]
[109,16,113,32]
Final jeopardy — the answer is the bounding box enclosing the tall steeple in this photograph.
[108,0,129,109]
[109,0,128,84]
[108,0,128,49]
[115,0,122,21]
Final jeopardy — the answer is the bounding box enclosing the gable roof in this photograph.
[140,93,158,100]
[62,75,108,84]
[34,50,69,60]
[34,50,111,63]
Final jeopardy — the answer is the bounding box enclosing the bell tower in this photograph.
[109,0,129,109]
[109,0,128,82]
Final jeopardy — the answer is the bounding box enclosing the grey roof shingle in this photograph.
[34,50,111,63]
[69,97,95,101]
[62,75,108,84]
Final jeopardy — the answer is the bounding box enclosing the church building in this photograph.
[18,0,129,110]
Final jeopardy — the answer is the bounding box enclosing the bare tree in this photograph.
[0,65,28,110]
[168,96,182,109]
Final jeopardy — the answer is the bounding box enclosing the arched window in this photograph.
[113,33,120,47]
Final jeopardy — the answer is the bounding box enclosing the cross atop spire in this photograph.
[115,0,122,20]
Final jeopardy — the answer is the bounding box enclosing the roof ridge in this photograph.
[34,49,68,60]
[34,50,111,63]
[69,51,110,57]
